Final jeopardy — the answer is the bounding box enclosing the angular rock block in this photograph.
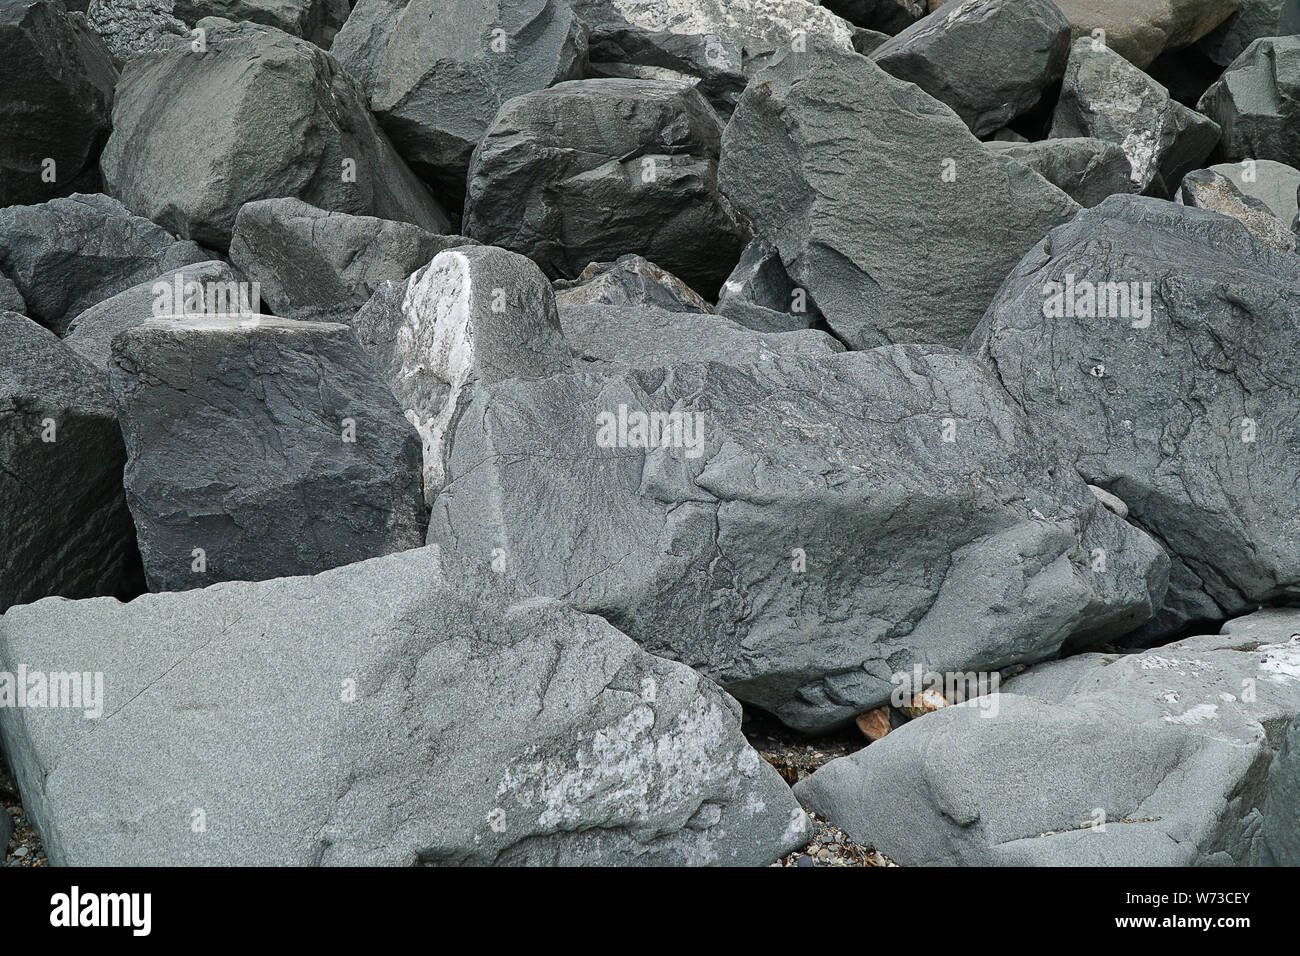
[719,42,1078,349]
[0,548,811,865]
[797,609,1300,866]
[1,312,141,612]
[987,137,1137,208]
[0,0,117,207]
[463,78,748,300]
[175,0,350,47]
[229,198,473,325]
[1199,36,1300,165]
[1177,167,1295,251]
[100,20,449,250]
[86,0,191,60]
[428,345,1169,733]
[715,239,823,334]
[108,315,427,592]
[553,255,713,314]
[968,195,1300,636]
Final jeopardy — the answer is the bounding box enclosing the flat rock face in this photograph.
[988,137,1137,208]
[1198,0,1300,66]
[0,193,209,336]
[175,0,350,46]
[108,316,428,592]
[560,304,844,372]
[331,0,587,204]
[719,43,1078,349]
[554,255,713,314]
[0,312,141,613]
[1199,36,1300,165]
[0,548,811,865]
[229,198,471,325]
[463,78,747,300]
[0,0,117,207]
[1176,167,1296,251]
[796,609,1300,866]
[1050,37,1221,196]
[100,20,449,250]
[350,246,571,502]
[968,195,1300,636]
[428,345,1168,733]
[872,0,1072,138]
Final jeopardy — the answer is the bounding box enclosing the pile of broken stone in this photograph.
[2,0,1299,867]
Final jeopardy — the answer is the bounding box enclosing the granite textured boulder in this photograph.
[0,547,811,865]
[1198,0,1300,67]
[797,609,1300,866]
[350,245,571,502]
[719,43,1079,349]
[85,0,190,59]
[174,0,350,46]
[229,199,472,325]
[714,239,823,333]
[1176,167,1296,251]
[62,260,245,370]
[1,312,141,613]
[987,137,1137,208]
[1050,37,1221,196]
[464,78,748,300]
[108,316,428,592]
[331,0,587,206]
[871,0,1072,138]
[969,195,1300,636]
[100,20,449,250]
[1199,36,1300,165]
[560,304,843,373]
[429,345,1168,733]
[0,193,209,336]
[1201,158,1300,226]
[821,0,926,34]
[0,0,116,207]
[554,255,713,314]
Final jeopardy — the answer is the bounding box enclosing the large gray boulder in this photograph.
[553,255,713,314]
[174,0,350,46]
[1198,0,1300,67]
[0,0,117,207]
[350,245,571,502]
[560,304,844,373]
[0,193,208,336]
[714,239,823,334]
[464,78,748,300]
[1176,166,1296,251]
[428,345,1168,734]
[331,0,587,206]
[229,199,472,325]
[1,312,140,613]
[871,0,1072,138]
[0,548,811,865]
[797,609,1300,866]
[100,20,448,250]
[1202,158,1300,226]
[987,137,1137,208]
[85,0,190,59]
[1050,37,1221,196]
[718,42,1078,349]
[1199,36,1300,165]
[108,316,428,592]
[62,260,245,370]
[968,195,1300,637]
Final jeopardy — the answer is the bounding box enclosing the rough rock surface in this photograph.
[797,609,1300,866]
[553,255,713,314]
[331,0,587,205]
[175,0,350,46]
[968,195,1300,636]
[1176,167,1296,251]
[719,43,1078,349]
[62,260,244,370]
[0,272,25,314]
[464,78,748,300]
[1,312,140,613]
[1199,36,1300,165]
[100,20,449,250]
[871,0,1072,138]
[714,239,823,334]
[350,245,571,502]
[0,193,209,336]
[987,137,1137,208]
[1050,37,1221,196]
[560,304,844,373]
[0,0,117,207]
[0,548,811,865]
[86,0,190,59]
[1202,158,1300,227]
[108,316,428,592]
[229,199,471,325]
[1198,0,1300,67]
[428,345,1168,733]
